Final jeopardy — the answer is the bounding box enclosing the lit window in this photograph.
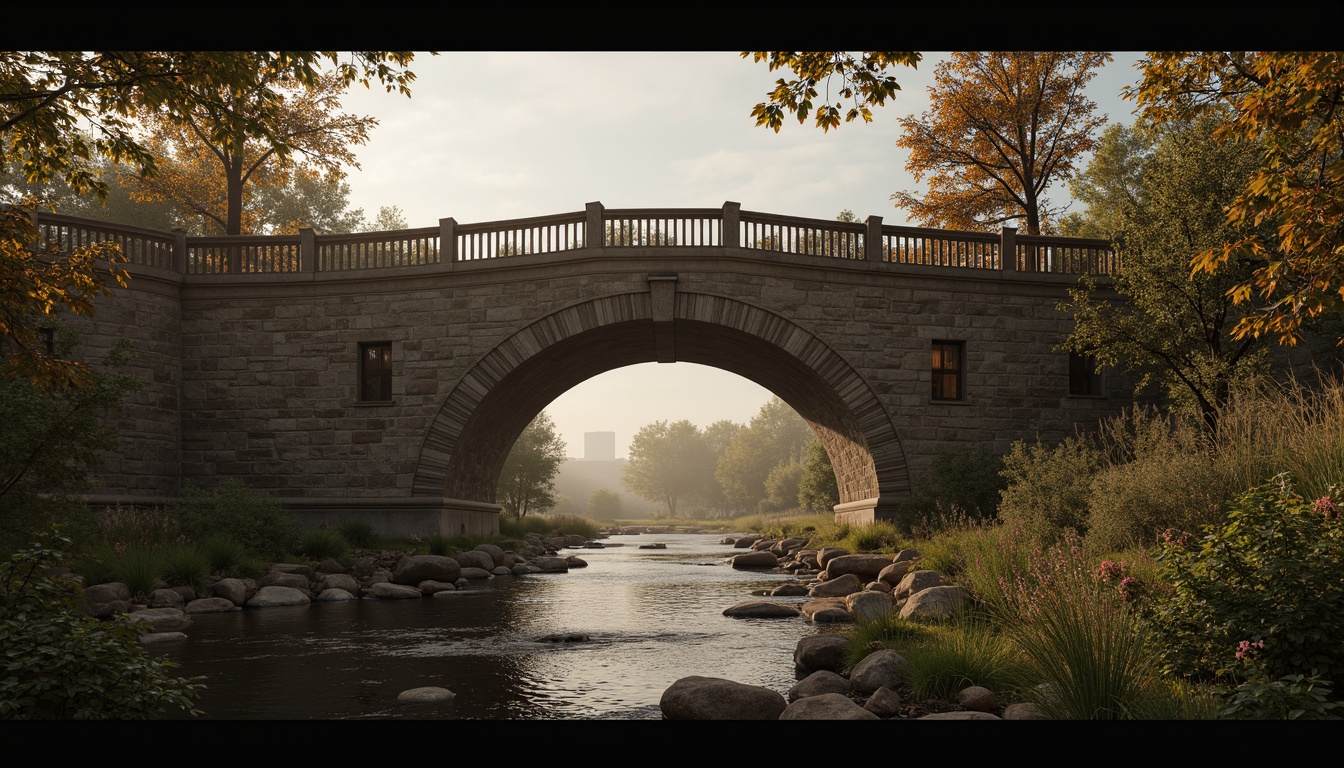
[359,342,392,402]
[1069,352,1103,397]
[931,341,964,400]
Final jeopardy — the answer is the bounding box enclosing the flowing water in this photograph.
[159,532,839,720]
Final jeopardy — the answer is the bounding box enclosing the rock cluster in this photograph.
[692,534,1042,720]
[81,531,593,639]
[720,534,969,624]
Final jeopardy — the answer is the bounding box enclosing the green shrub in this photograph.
[172,479,298,560]
[425,533,456,556]
[160,545,209,595]
[838,521,904,553]
[0,529,202,718]
[894,446,1007,535]
[998,435,1102,544]
[298,528,349,561]
[1144,475,1344,693]
[109,546,164,598]
[337,518,380,549]
[1219,672,1343,720]
[904,619,1030,702]
[842,613,932,671]
[199,536,247,577]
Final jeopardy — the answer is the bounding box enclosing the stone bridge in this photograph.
[44,201,1131,537]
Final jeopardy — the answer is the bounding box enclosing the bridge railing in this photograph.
[26,202,1118,277]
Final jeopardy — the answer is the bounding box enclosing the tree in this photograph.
[1129,52,1344,345]
[893,52,1111,235]
[622,420,714,517]
[1060,114,1271,432]
[496,412,566,519]
[0,51,418,389]
[797,438,839,513]
[762,457,804,514]
[586,488,624,522]
[742,52,922,132]
[127,71,378,236]
[249,171,367,235]
[715,397,814,514]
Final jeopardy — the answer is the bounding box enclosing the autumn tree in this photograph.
[1129,52,1344,345]
[0,51,418,389]
[893,52,1111,235]
[128,71,378,236]
[622,420,715,517]
[1060,114,1273,432]
[496,412,566,519]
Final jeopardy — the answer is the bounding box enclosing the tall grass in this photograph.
[109,546,163,598]
[337,518,379,549]
[903,618,1032,702]
[841,613,933,671]
[161,545,209,595]
[1214,375,1344,501]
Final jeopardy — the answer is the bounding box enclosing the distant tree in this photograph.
[893,51,1111,235]
[697,419,743,517]
[762,457,804,514]
[797,438,839,513]
[369,205,408,231]
[1059,114,1272,433]
[497,412,566,519]
[715,397,814,514]
[586,488,624,522]
[249,170,366,234]
[622,420,714,517]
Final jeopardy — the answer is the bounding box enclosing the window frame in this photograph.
[358,341,393,403]
[1068,351,1104,398]
[930,340,965,401]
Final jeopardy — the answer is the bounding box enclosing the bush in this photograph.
[895,446,1008,535]
[425,533,457,556]
[842,613,932,671]
[199,536,247,578]
[337,518,380,549]
[0,529,202,718]
[161,545,209,595]
[108,546,164,598]
[998,435,1102,544]
[838,521,905,553]
[298,528,349,562]
[1144,475,1344,693]
[903,618,1030,702]
[171,479,299,560]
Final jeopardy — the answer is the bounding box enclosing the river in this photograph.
[158,532,839,719]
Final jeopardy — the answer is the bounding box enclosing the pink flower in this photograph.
[1098,560,1126,582]
[1118,576,1141,602]
[1314,496,1338,519]
[1235,639,1265,660]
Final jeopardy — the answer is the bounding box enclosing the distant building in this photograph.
[584,431,616,461]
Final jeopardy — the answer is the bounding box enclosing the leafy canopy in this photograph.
[497,411,566,519]
[1128,52,1344,345]
[742,52,921,132]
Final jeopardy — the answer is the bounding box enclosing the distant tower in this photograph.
[584,431,616,461]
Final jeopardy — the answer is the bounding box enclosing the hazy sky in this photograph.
[337,52,1145,458]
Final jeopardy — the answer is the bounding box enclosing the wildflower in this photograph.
[1235,639,1265,661]
[1117,575,1142,602]
[1097,560,1126,582]
[1313,496,1338,519]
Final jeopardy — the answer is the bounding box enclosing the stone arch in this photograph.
[411,289,909,519]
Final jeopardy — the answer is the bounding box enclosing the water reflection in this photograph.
[159,533,834,719]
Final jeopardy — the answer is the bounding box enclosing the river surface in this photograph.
[160,532,839,720]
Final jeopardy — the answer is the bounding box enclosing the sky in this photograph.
[336,52,1146,458]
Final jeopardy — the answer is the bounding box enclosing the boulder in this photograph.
[83,581,131,604]
[458,567,493,580]
[122,607,192,632]
[731,551,779,569]
[864,686,904,717]
[808,572,862,597]
[721,600,801,618]
[898,585,968,622]
[659,676,787,720]
[780,692,881,720]
[529,556,570,573]
[824,554,894,581]
[367,582,422,600]
[139,631,187,644]
[877,560,914,587]
[246,585,311,607]
[815,547,848,570]
[315,588,358,602]
[148,588,185,609]
[316,573,361,594]
[393,555,461,585]
[845,590,893,622]
[770,537,808,556]
[453,550,495,571]
[472,543,506,567]
[801,598,853,623]
[184,596,240,614]
[848,649,912,695]
[261,571,311,591]
[919,711,1002,720]
[397,686,456,705]
[770,582,810,597]
[733,535,762,549]
[1003,702,1048,720]
[209,578,250,606]
[794,634,851,674]
[418,580,457,595]
[787,670,851,702]
[894,569,945,600]
[957,685,999,712]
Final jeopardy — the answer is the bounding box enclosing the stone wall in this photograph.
[76,247,1137,534]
